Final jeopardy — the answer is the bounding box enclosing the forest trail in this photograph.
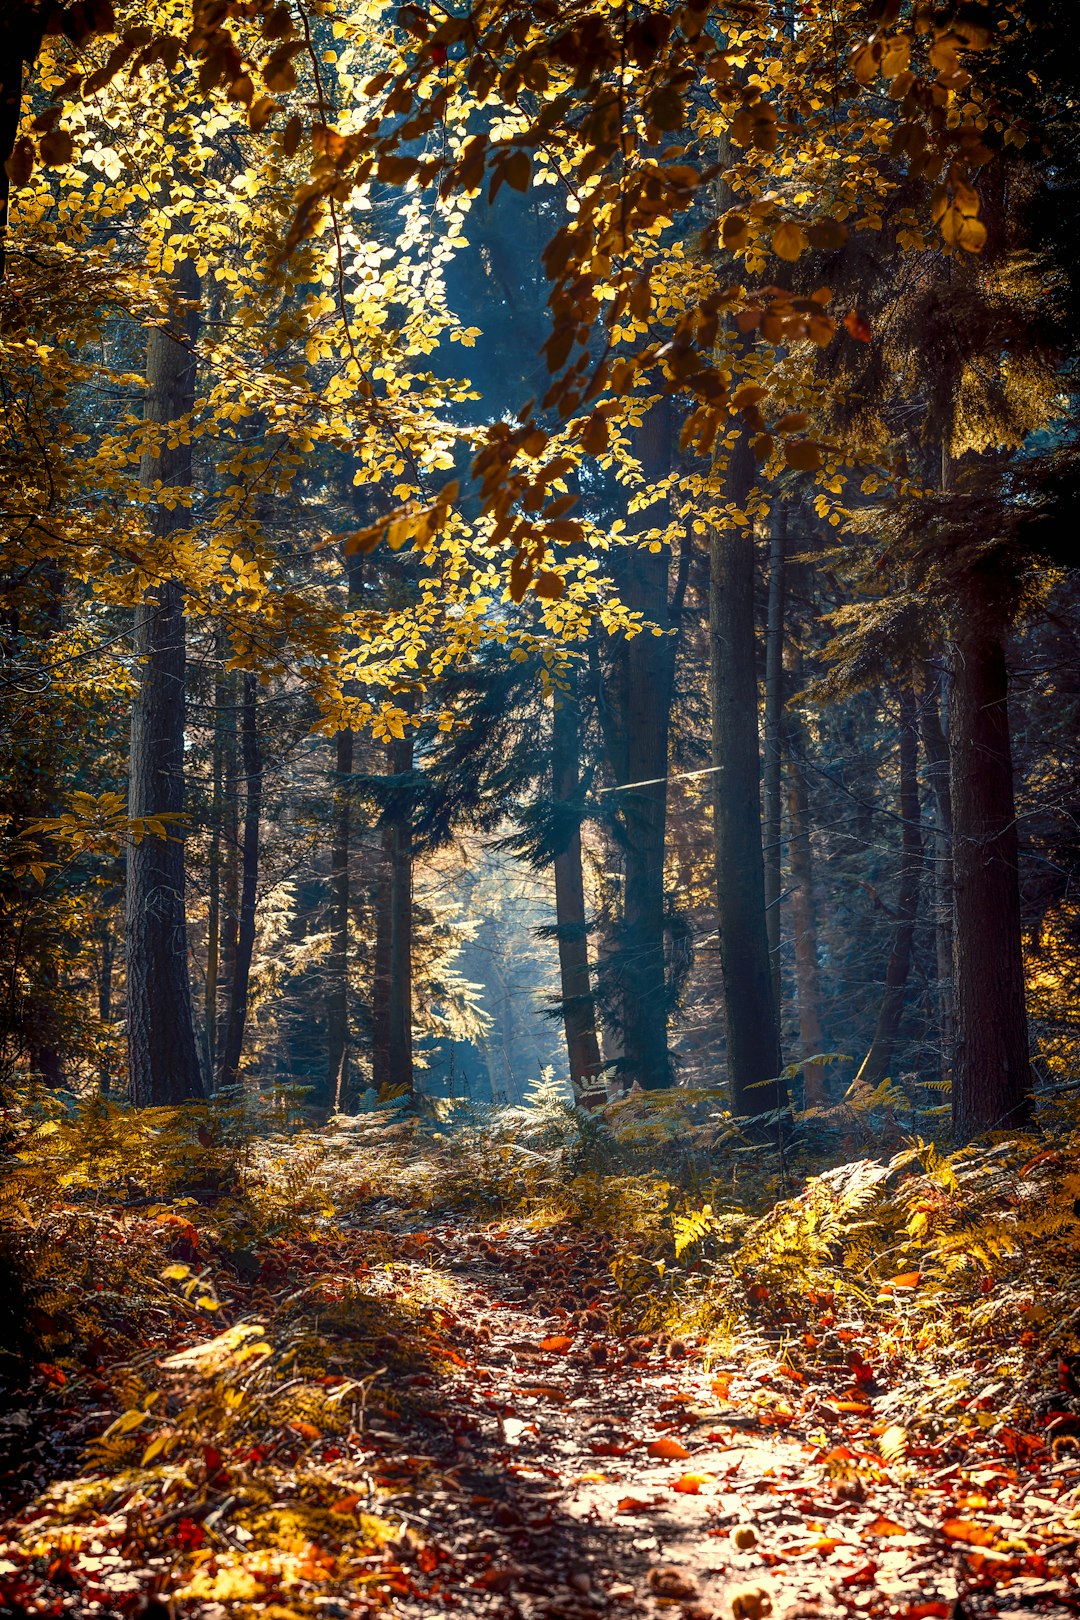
[3,1179,1077,1620]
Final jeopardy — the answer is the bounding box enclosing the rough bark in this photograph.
[551,679,603,1102]
[326,723,353,1110]
[126,261,204,1106]
[371,830,392,1092]
[217,672,261,1089]
[949,585,1032,1141]
[594,402,677,1089]
[387,729,414,1095]
[204,637,225,1082]
[325,550,363,1110]
[919,661,955,1083]
[855,685,923,1089]
[709,434,782,1114]
[763,506,787,1021]
[785,749,826,1107]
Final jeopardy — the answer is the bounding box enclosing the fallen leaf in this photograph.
[867,1515,909,1537]
[942,1518,996,1547]
[540,1334,573,1353]
[671,1473,714,1494]
[647,1436,691,1460]
[616,1495,660,1514]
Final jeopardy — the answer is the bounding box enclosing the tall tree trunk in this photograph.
[949,580,1032,1141]
[594,403,677,1090]
[709,435,782,1114]
[325,551,363,1110]
[126,262,204,1106]
[326,723,353,1109]
[919,660,955,1084]
[387,729,414,1094]
[855,685,922,1088]
[551,678,602,1102]
[204,635,225,1081]
[371,827,392,1092]
[785,746,826,1106]
[220,667,240,1053]
[97,907,114,1096]
[218,673,261,1089]
[763,505,787,1021]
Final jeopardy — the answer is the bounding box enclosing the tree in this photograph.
[125,262,204,1107]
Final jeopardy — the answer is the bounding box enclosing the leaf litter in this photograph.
[0,1101,1078,1620]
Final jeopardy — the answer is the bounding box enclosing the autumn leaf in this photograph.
[867,1515,910,1537]
[772,221,808,261]
[647,1436,691,1460]
[844,310,873,343]
[671,1472,713,1493]
[616,1495,659,1514]
[540,1334,573,1353]
[784,440,823,472]
[942,1519,996,1547]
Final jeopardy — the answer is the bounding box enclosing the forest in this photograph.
[1,0,1079,1616]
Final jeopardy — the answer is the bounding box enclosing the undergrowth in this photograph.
[0,1074,1077,1616]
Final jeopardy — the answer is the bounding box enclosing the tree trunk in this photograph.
[595,403,677,1090]
[551,678,602,1102]
[97,909,114,1096]
[218,672,261,1089]
[372,826,393,1092]
[325,550,363,1110]
[220,667,240,1053]
[949,584,1032,1141]
[709,435,782,1114]
[918,660,955,1084]
[326,722,353,1109]
[785,749,826,1106]
[763,506,787,1021]
[126,261,204,1106]
[204,636,225,1081]
[387,730,414,1094]
[855,685,922,1088]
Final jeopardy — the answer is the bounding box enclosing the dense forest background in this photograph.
[3,0,1079,1142]
[3,5,1080,1617]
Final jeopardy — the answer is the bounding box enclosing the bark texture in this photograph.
[126,261,204,1106]
[551,680,603,1101]
[855,685,922,1089]
[709,436,782,1114]
[218,672,261,1089]
[949,588,1032,1141]
[763,507,786,1020]
[785,740,826,1106]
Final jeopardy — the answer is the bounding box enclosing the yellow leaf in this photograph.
[772,221,807,261]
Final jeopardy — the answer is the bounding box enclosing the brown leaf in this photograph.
[616,1495,659,1514]
[647,1435,691,1460]
[784,440,823,472]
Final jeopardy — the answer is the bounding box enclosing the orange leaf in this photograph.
[647,1436,691,1460]
[671,1473,713,1494]
[290,1421,322,1441]
[843,309,872,343]
[881,1271,921,1291]
[540,1334,573,1353]
[616,1495,659,1514]
[329,1493,361,1514]
[867,1516,909,1537]
[942,1519,996,1547]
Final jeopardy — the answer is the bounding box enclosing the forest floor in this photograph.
[1,1120,1079,1620]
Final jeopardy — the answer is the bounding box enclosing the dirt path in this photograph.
[2,1203,1078,1620]
[343,1216,1079,1620]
